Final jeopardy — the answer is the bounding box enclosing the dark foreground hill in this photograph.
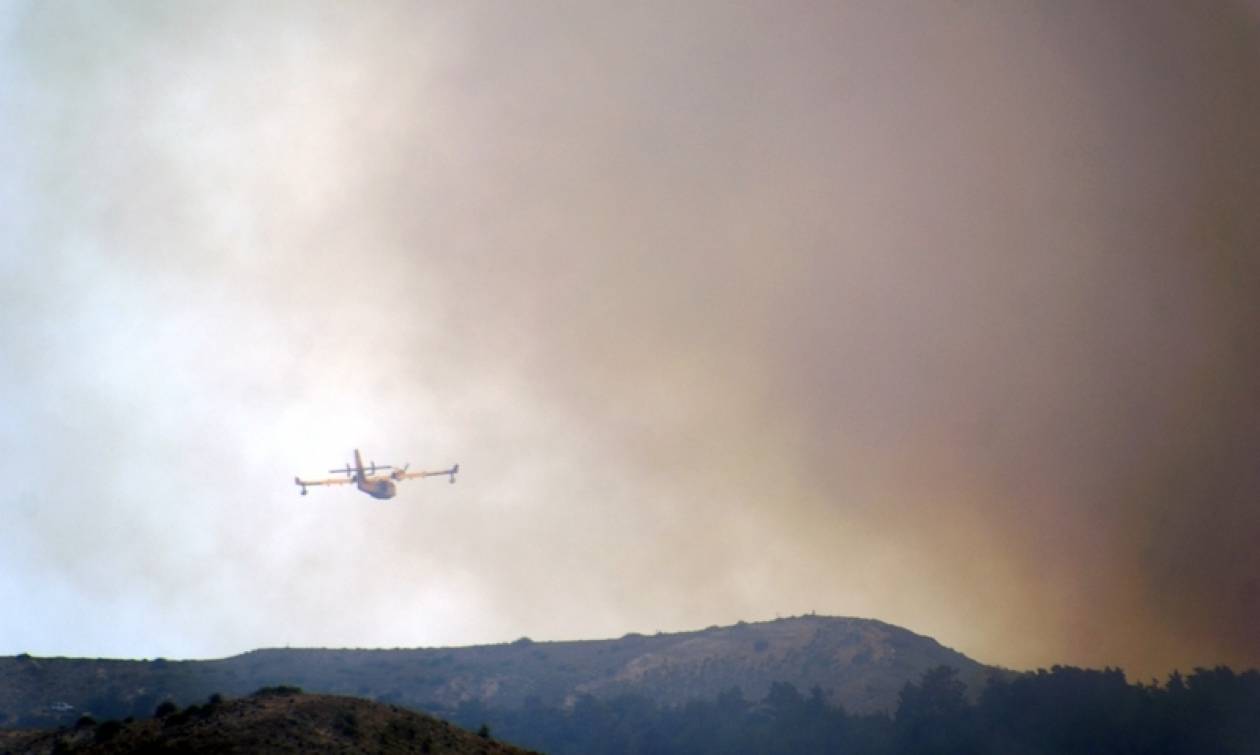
[0,616,999,728]
[9,668,1258,755]
[0,688,533,755]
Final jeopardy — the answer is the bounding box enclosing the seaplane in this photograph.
[295,449,459,500]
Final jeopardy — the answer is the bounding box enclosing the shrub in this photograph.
[154,701,178,718]
[335,711,360,739]
[252,685,303,697]
[95,720,122,742]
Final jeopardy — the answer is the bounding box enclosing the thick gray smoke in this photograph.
[2,2,1256,678]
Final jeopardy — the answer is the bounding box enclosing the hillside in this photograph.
[0,616,1000,728]
[0,689,533,754]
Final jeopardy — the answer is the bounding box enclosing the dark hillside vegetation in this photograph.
[0,689,534,755]
[448,665,1260,755]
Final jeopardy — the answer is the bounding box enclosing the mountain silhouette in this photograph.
[1,615,999,729]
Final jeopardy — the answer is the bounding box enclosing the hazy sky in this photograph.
[2,1,1257,680]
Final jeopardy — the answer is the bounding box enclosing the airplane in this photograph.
[295,449,459,500]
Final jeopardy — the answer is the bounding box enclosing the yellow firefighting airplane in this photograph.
[295,449,459,500]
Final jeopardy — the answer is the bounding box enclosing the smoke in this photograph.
[2,1,1256,677]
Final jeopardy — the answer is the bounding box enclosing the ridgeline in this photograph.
[0,616,992,728]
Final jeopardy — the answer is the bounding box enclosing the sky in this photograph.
[2,1,1258,681]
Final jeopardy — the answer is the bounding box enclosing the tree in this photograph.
[154,701,178,718]
[895,666,977,754]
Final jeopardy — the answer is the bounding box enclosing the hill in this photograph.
[0,615,1000,728]
[0,688,533,754]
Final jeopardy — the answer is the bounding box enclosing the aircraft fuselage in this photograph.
[358,477,397,499]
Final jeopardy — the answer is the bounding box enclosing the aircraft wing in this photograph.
[295,476,355,488]
[394,464,459,483]
[394,471,443,480]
